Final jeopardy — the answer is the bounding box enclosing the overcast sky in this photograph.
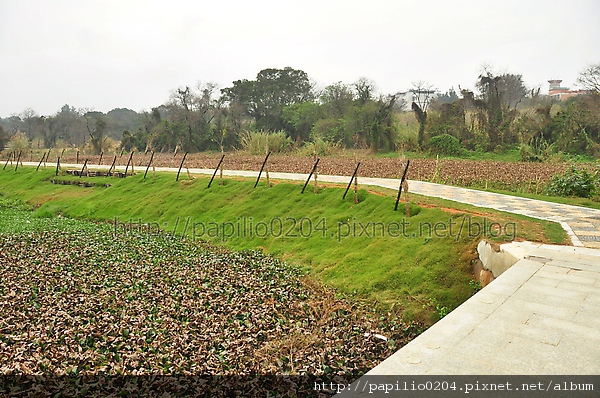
[1,0,598,117]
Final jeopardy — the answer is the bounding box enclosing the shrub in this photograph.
[428,134,462,156]
[519,144,543,162]
[240,130,292,155]
[6,132,31,153]
[546,165,598,198]
[297,138,342,156]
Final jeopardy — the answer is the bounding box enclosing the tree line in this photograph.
[1,64,599,159]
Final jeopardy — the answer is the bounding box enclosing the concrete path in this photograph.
[33,162,600,248]
[363,242,600,375]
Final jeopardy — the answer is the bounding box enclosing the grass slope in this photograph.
[0,168,567,323]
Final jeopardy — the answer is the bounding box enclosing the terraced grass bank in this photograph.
[0,168,565,324]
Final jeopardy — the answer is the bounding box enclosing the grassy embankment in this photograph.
[0,167,567,323]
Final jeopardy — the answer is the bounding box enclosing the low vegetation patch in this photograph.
[546,164,600,198]
[0,200,420,395]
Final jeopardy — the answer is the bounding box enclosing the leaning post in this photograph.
[254,152,271,188]
[394,160,410,211]
[302,158,320,194]
[144,151,155,179]
[176,152,188,181]
[124,151,135,177]
[208,154,225,188]
[343,162,361,200]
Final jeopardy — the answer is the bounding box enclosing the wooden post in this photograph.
[55,157,61,176]
[265,144,270,187]
[353,153,358,204]
[219,157,224,185]
[79,159,88,178]
[106,156,117,178]
[354,171,359,204]
[144,151,154,179]
[124,151,134,177]
[176,152,188,181]
[36,152,47,171]
[395,160,410,211]
[14,150,22,171]
[76,150,79,164]
[3,152,12,170]
[343,162,361,200]
[404,180,410,217]
[302,158,320,194]
[313,154,318,194]
[99,151,104,165]
[208,154,225,188]
[265,164,271,188]
[254,152,271,188]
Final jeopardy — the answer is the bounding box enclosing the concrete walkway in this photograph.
[364,241,600,375]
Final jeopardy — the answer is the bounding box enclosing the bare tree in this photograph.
[20,108,39,141]
[166,82,217,152]
[84,112,108,155]
[411,81,436,149]
[577,63,600,94]
[354,77,376,105]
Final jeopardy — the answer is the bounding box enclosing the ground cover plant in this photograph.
[0,199,419,396]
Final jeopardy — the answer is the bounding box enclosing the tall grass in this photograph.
[239,130,293,155]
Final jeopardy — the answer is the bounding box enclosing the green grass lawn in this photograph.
[0,167,567,324]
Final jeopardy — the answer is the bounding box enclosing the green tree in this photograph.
[0,125,7,150]
[320,82,355,117]
[281,101,322,144]
[85,112,108,155]
[52,105,84,146]
[221,67,315,131]
[120,130,134,152]
[369,95,397,152]
[428,101,472,144]
[166,83,217,152]
[474,70,528,149]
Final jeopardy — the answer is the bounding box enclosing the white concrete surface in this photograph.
[364,242,600,375]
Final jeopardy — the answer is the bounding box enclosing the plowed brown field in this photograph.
[58,152,578,189]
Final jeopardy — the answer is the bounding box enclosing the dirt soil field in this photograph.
[56,152,577,188]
